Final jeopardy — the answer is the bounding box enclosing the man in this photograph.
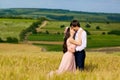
[69,20,87,70]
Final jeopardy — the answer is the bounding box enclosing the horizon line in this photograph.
[0,7,120,14]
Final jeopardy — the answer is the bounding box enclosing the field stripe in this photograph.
[28,41,63,45]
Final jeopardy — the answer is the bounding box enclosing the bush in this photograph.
[19,18,46,41]
[85,24,91,28]
[96,26,101,30]
[46,30,49,34]
[106,21,110,24]
[6,37,18,43]
[108,30,120,35]
[85,29,91,35]
[60,25,65,28]
[0,37,4,42]
[102,32,106,35]
[57,32,60,35]
[38,17,49,21]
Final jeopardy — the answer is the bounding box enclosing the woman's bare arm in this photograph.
[69,30,83,46]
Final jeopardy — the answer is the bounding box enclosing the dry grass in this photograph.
[0,43,41,54]
[0,43,120,80]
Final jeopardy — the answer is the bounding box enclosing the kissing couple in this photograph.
[48,20,87,76]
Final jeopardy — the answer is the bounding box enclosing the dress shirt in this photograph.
[75,28,87,51]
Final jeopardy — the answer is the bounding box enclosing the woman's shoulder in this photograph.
[66,38,70,43]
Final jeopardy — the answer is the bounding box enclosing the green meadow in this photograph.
[28,21,120,51]
[0,19,35,40]
[38,21,120,34]
[0,19,120,51]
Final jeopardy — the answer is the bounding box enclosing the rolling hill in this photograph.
[0,8,120,22]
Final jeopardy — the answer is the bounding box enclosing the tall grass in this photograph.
[0,43,120,80]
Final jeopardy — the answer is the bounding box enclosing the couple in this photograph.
[49,20,87,76]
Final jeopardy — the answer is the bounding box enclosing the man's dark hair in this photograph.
[70,20,80,27]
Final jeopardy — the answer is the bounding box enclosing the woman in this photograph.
[48,27,76,76]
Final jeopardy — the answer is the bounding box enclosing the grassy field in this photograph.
[0,19,120,51]
[0,11,120,80]
[0,43,120,80]
[0,19,35,40]
[28,21,120,51]
[39,21,120,34]
[28,33,64,41]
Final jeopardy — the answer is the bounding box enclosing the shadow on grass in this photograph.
[85,63,98,72]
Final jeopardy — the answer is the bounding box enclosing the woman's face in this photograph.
[70,27,75,35]
[71,26,77,31]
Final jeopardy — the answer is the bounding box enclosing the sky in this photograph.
[0,0,120,13]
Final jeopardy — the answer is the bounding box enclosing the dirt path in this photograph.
[36,21,47,32]
[40,21,47,28]
[87,47,120,53]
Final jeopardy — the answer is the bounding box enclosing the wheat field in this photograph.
[0,43,120,80]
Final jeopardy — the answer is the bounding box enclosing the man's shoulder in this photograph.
[77,28,86,36]
[79,28,86,33]
[80,28,87,36]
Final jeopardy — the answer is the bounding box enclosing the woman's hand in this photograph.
[69,28,75,43]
